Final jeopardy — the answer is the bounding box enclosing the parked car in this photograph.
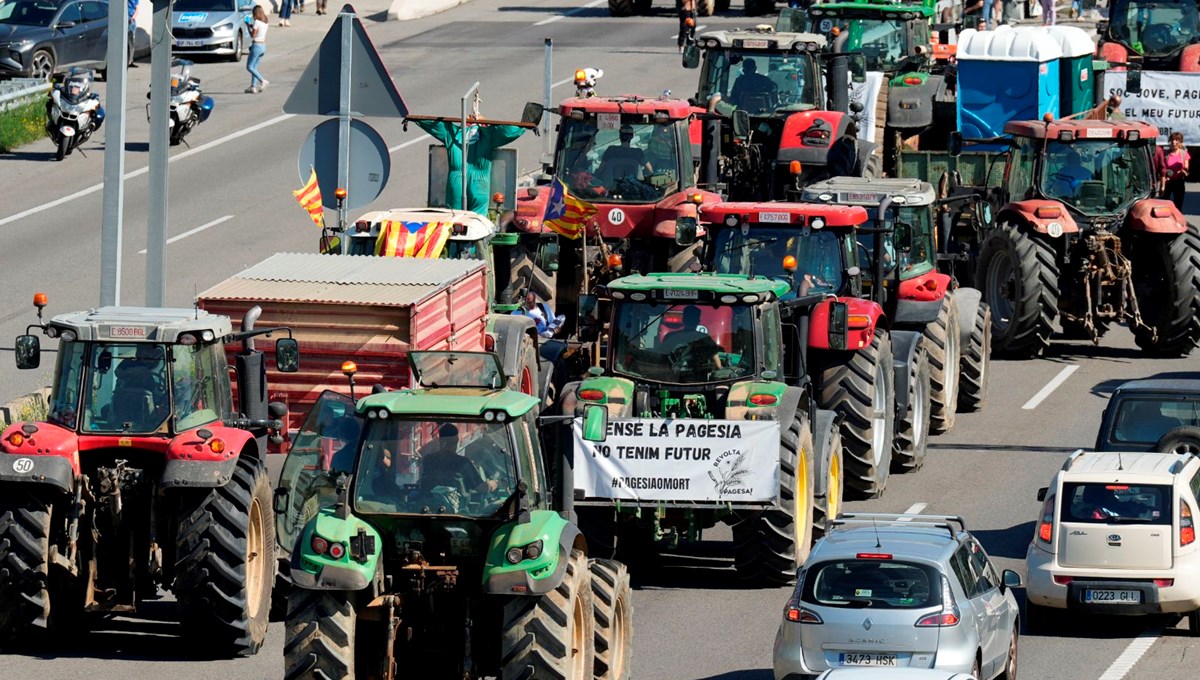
[773,513,1021,680]
[0,0,125,80]
[1095,379,1200,455]
[1026,450,1200,635]
[169,0,250,62]
[816,670,977,679]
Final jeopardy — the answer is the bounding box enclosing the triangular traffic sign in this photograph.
[283,4,408,118]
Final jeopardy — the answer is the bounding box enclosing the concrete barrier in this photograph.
[0,388,51,429]
[388,0,470,21]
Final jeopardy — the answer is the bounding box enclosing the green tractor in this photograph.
[280,350,632,679]
[559,273,845,585]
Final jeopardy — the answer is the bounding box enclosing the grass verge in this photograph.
[0,99,47,153]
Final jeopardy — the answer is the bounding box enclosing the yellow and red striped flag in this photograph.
[374,220,452,258]
[542,177,596,240]
[293,167,325,229]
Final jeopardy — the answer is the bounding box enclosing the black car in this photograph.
[0,0,127,80]
[1095,378,1200,454]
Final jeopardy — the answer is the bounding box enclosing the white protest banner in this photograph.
[850,71,886,144]
[572,418,781,503]
[1103,70,1200,145]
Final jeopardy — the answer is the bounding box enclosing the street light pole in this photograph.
[99,0,130,307]
[146,0,172,307]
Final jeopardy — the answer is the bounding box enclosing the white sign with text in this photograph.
[1103,70,1200,145]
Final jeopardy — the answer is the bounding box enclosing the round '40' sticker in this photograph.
[608,208,626,225]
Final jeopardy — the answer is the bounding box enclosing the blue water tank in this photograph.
[956,25,1063,141]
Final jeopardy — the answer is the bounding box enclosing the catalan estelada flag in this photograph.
[542,177,596,240]
[293,167,324,229]
[375,220,452,258]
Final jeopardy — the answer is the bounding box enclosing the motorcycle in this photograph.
[46,68,104,161]
[146,59,214,146]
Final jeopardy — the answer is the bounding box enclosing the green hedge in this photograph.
[0,99,47,153]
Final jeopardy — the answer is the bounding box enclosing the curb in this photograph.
[0,388,51,429]
[388,0,469,21]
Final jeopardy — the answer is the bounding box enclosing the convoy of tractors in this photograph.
[2,3,1200,680]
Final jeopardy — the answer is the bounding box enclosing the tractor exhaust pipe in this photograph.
[701,117,721,188]
[875,197,893,306]
[236,305,267,423]
[240,305,262,350]
[827,54,850,114]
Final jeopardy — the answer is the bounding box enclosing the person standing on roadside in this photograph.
[1162,132,1190,210]
[278,0,292,26]
[1038,0,1054,25]
[245,6,269,94]
[677,0,696,52]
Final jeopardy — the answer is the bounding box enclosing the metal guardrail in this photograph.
[0,78,48,112]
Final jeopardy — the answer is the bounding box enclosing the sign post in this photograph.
[461,81,479,213]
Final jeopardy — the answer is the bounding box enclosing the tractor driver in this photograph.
[1046,146,1095,197]
[596,125,651,187]
[659,306,723,379]
[728,58,778,112]
[110,344,169,429]
[418,423,499,496]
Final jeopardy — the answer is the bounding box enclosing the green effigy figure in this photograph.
[411,118,529,213]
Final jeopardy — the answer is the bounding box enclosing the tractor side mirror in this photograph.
[850,100,864,114]
[1036,486,1048,502]
[732,109,751,140]
[581,403,608,443]
[675,216,698,246]
[894,223,913,252]
[537,242,561,272]
[948,131,963,158]
[828,301,849,351]
[1125,67,1142,94]
[682,43,701,69]
[847,53,867,84]
[275,338,300,373]
[521,102,545,126]
[578,294,598,318]
[13,335,40,370]
[268,401,289,419]
[976,198,993,226]
[1097,19,1109,35]
[97,350,112,374]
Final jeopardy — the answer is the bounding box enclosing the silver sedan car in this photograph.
[773,513,1021,680]
[169,0,250,62]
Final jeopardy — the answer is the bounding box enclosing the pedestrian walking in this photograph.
[1162,132,1190,210]
[245,6,268,94]
[1039,0,1054,24]
[278,0,291,25]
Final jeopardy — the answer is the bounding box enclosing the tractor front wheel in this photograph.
[732,408,814,585]
[892,344,931,473]
[1132,228,1200,357]
[816,329,896,499]
[958,302,991,413]
[924,293,961,435]
[175,454,275,657]
[977,221,1059,357]
[283,589,355,680]
[590,558,633,680]
[501,549,594,680]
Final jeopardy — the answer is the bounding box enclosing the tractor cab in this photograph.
[346,208,496,260]
[1101,0,1200,67]
[1001,120,1158,223]
[13,306,296,438]
[803,0,938,75]
[692,29,828,116]
[702,203,871,300]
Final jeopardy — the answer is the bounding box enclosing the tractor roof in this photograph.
[810,0,935,17]
[355,207,495,242]
[358,387,540,420]
[1003,118,1159,141]
[702,201,871,227]
[558,96,693,120]
[800,177,937,207]
[47,307,232,343]
[607,272,791,298]
[698,27,828,52]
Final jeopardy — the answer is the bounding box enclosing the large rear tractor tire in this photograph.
[175,454,275,657]
[1132,228,1200,357]
[501,549,594,680]
[811,419,844,541]
[732,409,815,585]
[816,330,896,499]
[892,344,931,473]
[977,222,1059,357]
[958,302,991,413]
[924,294,961,435]
[509,332,540,399]
[608,0,634,16]
[590,558,633,680]
[283,589,355,680]
[0,491,52,638]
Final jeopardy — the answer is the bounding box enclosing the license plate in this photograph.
[1082,127,1115,139]
[662,288,697,299]
[743,39,770,48]
[757,212,791,223]
[840,653,898,666]
[176,39,205,47]
[1085,589,1141,604]
[106,325,148,339]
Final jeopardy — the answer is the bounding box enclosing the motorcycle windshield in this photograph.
[1039,140,1153,216]
[1111,0,1200,57]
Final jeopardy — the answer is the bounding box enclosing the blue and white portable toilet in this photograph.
[1042,25,1097,117]
[956,25,1063,140]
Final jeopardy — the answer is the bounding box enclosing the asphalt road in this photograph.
[2,1,1200,679]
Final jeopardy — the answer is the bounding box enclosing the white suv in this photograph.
[1025,450,1200,634]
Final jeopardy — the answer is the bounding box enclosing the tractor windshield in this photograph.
[354,419,518,517]
[610,301,756,385]
[858,206,936,278]
[1111,0,1200,56]
[847,18,912,71]
[712,225,845,296]
[80,343,172,434]
[699,49,821,115]
[1040,140,1153,216]
[555,118,683,203]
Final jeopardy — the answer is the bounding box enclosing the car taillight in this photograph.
[784,598,822,624]
[1038,494,1055,544]
[903,76,922,85]
[1039,521,1053,542]
[1053,575,1073,586]
[579,389,606,402]
[856,552,893,560]
[748,394,778,406]
[1182,500,1195,546]
[915,611,960,627]
[1154,578,1174,587]
[802,128,831,146]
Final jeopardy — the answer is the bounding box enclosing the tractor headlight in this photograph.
[506,547,524,564]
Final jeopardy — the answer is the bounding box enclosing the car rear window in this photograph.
[801,559,943,609]
[1112,397,1200,443]
[1060,483,1172,525]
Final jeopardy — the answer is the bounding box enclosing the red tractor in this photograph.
[960,119,1200,356]
[1097,0,1200,72]
[0,299,296,654]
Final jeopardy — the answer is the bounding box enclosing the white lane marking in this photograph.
[1097,630,1160,680]
[0,114,295,229]
[1022,365,1079,410]
[137,215,234,254]
[533,0,605,26]
[389,134,432,154]
[898,502,928,520]
[671,24,706,39]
